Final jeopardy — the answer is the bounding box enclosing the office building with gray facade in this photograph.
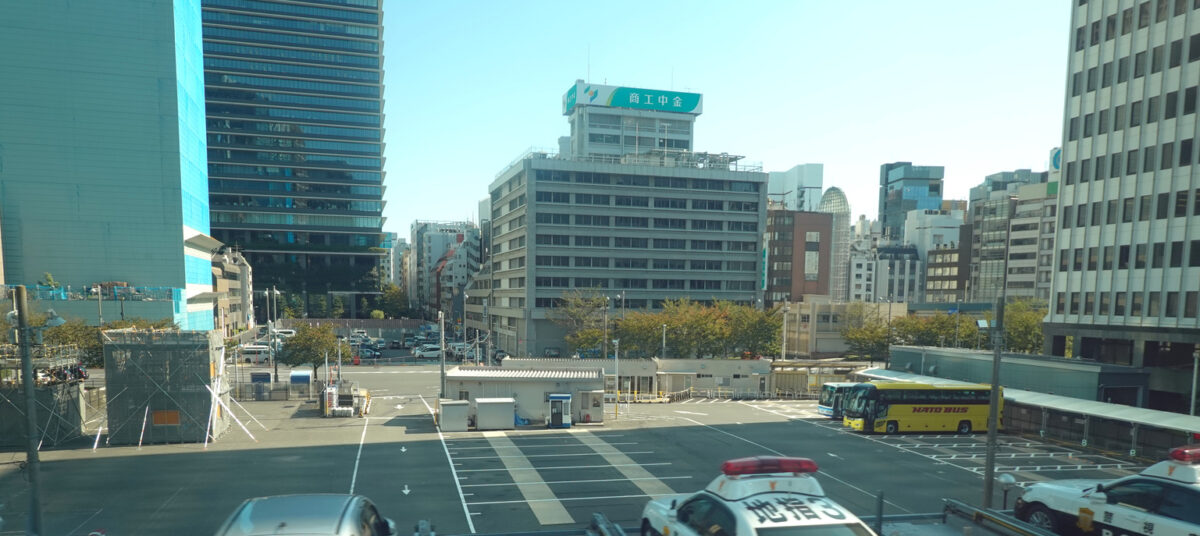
[1047,0,1200,413]
[475,82,768,356]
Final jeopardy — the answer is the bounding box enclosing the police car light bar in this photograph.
[1168,444,1200,464]
[721,456,819,476]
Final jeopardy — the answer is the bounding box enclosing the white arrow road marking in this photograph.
[402,485,411,495]
[828,452,841,459]
[673,410,708,416]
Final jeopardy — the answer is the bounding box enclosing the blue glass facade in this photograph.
[202,0,384,292]
[878,162,945,243]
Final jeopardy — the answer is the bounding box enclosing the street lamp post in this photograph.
[954,300,962,348]
[12,286,45,535]
[781,305,790,361]
[662,326,672,359]
[603,296,610,359]
[613,338,620,418]
[439,311,446,398]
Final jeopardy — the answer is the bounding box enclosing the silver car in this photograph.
[213,494,397,536]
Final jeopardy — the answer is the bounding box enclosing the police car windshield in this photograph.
[756,524,874,536]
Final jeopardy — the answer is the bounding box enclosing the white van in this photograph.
[275,329,297,338]
[240,344,272,364]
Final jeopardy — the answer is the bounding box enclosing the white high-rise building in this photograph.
[768,164,824,211]
[1047,1,1200,412]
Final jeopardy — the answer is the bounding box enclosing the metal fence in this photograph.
[1004,402,1190,462]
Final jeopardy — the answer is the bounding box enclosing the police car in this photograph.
[640,456,877,536]
[1014,444,1200,535]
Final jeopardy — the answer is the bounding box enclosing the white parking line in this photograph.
[461,476,692,488]
[450,441,637,450]
[468,493,667,506]
[482,432,573,525]
[419,395,476,534]
[571,429,676,496]
[452,451,652,460]
[456,462,672,473]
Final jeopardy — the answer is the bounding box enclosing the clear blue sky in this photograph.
[381,1,1069,236]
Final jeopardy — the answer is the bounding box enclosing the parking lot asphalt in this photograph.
[0,365,1146,536]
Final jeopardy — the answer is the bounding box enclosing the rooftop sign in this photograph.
[563,81,702,115]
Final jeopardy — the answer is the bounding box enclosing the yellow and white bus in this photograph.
[842,382,1001,435]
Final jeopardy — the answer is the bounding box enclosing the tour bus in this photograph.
[816,382,859,419]
[842,381,1001,435]
[240,344,271,364]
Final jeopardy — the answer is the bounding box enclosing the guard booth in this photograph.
[548,393,572,428]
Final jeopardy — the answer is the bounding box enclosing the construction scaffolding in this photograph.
[0,344,90,448]
[102,329,232,445]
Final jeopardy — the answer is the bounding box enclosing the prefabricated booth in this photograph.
[444,367,604,426]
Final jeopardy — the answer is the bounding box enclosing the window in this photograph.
[655,177,688,189]
[613,258,648,269]
[1192,34,1200,62]
[1106,199,1118,224]
[689,280,722,290]
[1191,240,1200,266]
[1062,205,1074,229]
[1152,242,1165,268]
[1138,2,1151,29]
[1106,14,1118,40]
[1083,113,1095,137]
[1091,201,1102,226]
[1119,245,1131,269]
[535,277,569,288]
[654,217,685,229]
[1131,100,1143,127]
[1162,142,1174,169]
[1084,293,1095,315]
[1171,39,1183,68]
[1180,139,1194,166]
[1148,96,1160,123]
[535,234,569,246]
[1140,194,1152,221]
[535,255,569,267]
[573,235,609,247]
[691,219,723,231]
[1077,204,1087,227]
[691,260,723,271]
[692,199,724,210]
[1157,192,1170,219]
[1151,45,1164,73]
[1157,0,1168,21]
[1136,244,1147,268]
[1186,291,1199,318]
[1115,292,1127,315]
[1134,52,1147,78]
[1127,149,1139,174]
[1100,292,1111,314]
[690,240,723,251]
[728,221,757,232]
[1103,246,1114,270]
[537,213,569,224]
[1080,159,1092,183]
[1111,152,1123,176]
[1075,27,1086,52]
[574,277,608,288]
[1171,241,1184,267]
[653,259,686,270]
[652,279,684,290]
[1088,247,1099,270]
[653,238,685,249]
[727,201,759,212]
[654,197,687,209]
[1187,87,1198,114]
[1123,197,1135,222]
[574,172,611,184]
[1074,248,1084,271]
[1091,21,1101,46]
[614,217,648,228]
[575,193,609,205]
[614,237,648,248]
[1196,188,1200,215]
[1176,0,1188,16]
[1086,67,1098,92]
[1069,117,1080,141]
[574,256,610,268]
[1056,293,1066,314]
[614,195,649,207]
[535,191,569,203]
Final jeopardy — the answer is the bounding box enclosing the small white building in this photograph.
[444,367,604,425]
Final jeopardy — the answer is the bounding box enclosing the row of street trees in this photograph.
[276,282,412,320]
[839,298,1048,360]
[2,313,177,367]
[548,292,782,358]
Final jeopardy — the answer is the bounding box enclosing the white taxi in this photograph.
[640,456,877,536]
[1014,444,1200,535]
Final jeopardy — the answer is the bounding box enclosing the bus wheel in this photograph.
[885,421,899,434]
[957,420,973,434]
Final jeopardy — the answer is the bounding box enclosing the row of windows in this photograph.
[1074,0,1192,53]
[1071,35,1200,98]
[534,191,758,211]
[212,211,381,228]
[205,73,379,97]
[1061,189,1200,228]
[208,134,380,155]
[206,57,380,83]
[532,256,756,271]
[1059,240,1200,272]
[207,87,380,112]
[204,42,379,68]
[208,119,381,142]
[1066,88,1199,143]
[208,163,381,183]
[203,26,378,54]
[532,234,756,251]
[1066,141,1197,184]
[207,103,380,126]
[1056,289,1200,318]
[202,9,379,38]
[586,133,691,150]
[533,296,750,309]
[209,149,380,169]
[204,0,379,25]
[209,179,381,197]
[535,212,757,231]
[210,195,381,212]
[532,277,750,290]
[533,170,761,192]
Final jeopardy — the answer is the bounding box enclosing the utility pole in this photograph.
[661,324,667,358]
[781,305,789,361]
[439,311,446,398]
[603,297,609,359]
[15,286,45,535]
[982,297,1005,508]
[613,338,620,419]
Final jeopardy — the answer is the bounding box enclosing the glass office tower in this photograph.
[201,0,385,297]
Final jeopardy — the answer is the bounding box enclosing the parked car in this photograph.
[389,339,402,349]
[543,347,562,358]
[358,348,380,359]
[413,344,441,359]
[213,494,396,536]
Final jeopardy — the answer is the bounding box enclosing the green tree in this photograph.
[39,272,61,289]
[379,283,408,318]
[43,319,102,366]
[369,309,385,320]
[331,296,346,319]
[548,290,608,353]
[282,294,305,319]
[279,324,350,377]
[1003,298,1046,353]
[612,311,667,357]
[719,301,780,357]
[840,302,890,360]
[661,299,730,358]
